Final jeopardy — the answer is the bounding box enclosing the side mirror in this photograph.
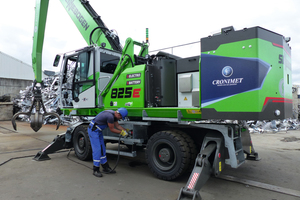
[53,55,61,67]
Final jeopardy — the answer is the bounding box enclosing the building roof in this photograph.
[0,51,34,80]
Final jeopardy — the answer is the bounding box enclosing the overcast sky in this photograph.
[0,0,299,85]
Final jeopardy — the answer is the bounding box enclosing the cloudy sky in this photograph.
[0,0,299,84]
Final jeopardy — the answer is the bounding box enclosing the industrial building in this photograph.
[0,51,34,120]
[0,51,34,97]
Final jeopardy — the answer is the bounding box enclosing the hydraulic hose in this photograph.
[89,26,109,45]
[66,134,123,173]
[109,134,122,172]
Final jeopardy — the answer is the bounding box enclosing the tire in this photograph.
[178,131,198,172]
[145,130,193,180]
[72,125,92,161]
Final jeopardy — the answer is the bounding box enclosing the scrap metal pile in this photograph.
[195,119,300,133]
[246,119,300,133]
[13,72,300,132]
[13,70,80,126]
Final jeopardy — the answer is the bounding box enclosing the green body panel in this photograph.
[201,38,292,112]
[103,65,146,108]
[102,38,149,97]
[62,108,103,116]
[32,0,49,83]
[207,38,259,58]
[62,107,202,121]
[137,108,202,121]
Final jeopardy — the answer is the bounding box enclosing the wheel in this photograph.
[145,130,194,180]
[72,125,92,161]
[178,131,198,171]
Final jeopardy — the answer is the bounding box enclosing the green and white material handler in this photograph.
[12,0,292,199]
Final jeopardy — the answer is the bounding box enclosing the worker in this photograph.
[88,107,129,177]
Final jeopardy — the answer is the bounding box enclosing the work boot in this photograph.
[93,166,103,177]
[101,162,116,174]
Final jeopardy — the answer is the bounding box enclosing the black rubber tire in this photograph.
[177,130,198,172]
[145,130,193,180]
[72,125,92,161]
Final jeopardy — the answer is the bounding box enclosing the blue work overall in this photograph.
[88,120,108,167]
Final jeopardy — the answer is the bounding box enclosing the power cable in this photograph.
[0,155,35,167]
[66,148,92,170]
[0,150,69,167]
[66,134,123,173]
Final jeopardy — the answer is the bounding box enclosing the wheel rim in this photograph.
[152,140,176,171]
[76,132,86,154]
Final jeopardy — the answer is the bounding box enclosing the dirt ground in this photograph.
[0,121,299,200]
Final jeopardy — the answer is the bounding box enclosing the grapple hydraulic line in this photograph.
[12,82,61,132]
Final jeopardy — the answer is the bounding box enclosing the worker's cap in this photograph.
[117,107,128,120]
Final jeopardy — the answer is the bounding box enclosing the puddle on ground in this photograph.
[281,136,300,142]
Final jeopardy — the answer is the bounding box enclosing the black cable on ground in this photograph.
[66,134,123,173]
[66,149,92,170]
[0,150,70,167]
[1,134,123,172]
[0,148,44,155]
[0,155,35,167]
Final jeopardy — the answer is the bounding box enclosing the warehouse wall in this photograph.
[0,77,32,98]
[0,51,34,98]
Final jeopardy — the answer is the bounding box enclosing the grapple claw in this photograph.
[11,112,31,131]
[12,110,61,132]
[43,112,61,130]
[11,81,61,132]
[30,112,44,132]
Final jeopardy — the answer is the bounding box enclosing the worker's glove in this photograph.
[120,130,129,137]
[125,128,131,133]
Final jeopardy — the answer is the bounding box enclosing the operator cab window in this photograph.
[100,53,119,74]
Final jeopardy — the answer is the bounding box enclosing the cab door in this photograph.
[72,50,95,108]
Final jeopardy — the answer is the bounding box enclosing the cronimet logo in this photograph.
[222,66,233,77]
[212,66,243,86]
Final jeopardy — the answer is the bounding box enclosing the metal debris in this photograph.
[195,119,300,133]
[12,71,80,126]
[247,119,300,133]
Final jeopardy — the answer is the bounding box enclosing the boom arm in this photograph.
[60,0,122,51]
[32,0,122,83]
[13,0,123,132]
[32,0,49,83]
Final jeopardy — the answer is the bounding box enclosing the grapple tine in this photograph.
[30,112,44,132]
[12,111,61,132]
[43,112,61,130]
[11,81,61,132]
[11,112,31,131]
